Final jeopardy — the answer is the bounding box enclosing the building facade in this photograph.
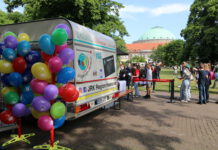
[121,26,176,62]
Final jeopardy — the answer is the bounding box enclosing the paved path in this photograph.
[0,92,218,150]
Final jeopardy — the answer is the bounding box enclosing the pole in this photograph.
[17,118,22,138]
[50,126,54,147]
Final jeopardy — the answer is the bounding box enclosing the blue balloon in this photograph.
[54,115,66,129]
[21,84,32,93]
[8,72,23,87]
[0,42,5,55]
[39,34,55,55]
[22,70,33,84]
[24,50,41,64]
[0,74,11,86]
[20,91,34,105]
[57,67,75,84]
[17,41,30,56]
[2,48,17,61]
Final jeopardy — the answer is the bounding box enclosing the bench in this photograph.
[113,89,133,110]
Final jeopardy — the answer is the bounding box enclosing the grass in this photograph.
[139,68,218,94]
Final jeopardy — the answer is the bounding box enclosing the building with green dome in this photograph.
[121,26,176,62]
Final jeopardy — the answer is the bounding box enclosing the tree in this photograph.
[150,40,185,66]
[181,0,218,63]
[3,0,128,51]
[0,10,26,25]
[130,56,146,63]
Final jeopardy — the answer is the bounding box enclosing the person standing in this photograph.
[212,63,218,88]
[151,65,157,92]
[204,63,211,102]
[173,65,178,76]
[132,64,140,97]
[155,63,161,79]
[144,64,152,99]
[126,63,133,89]
[119,64,127,81]
[196,63,208,104]
[179,63,192,102]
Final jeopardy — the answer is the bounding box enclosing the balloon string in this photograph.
[50,126,54,147]
[17,118,22,138]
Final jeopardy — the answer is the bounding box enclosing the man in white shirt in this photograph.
[144,64,152,99]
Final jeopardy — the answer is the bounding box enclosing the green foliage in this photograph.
[0,10,26,24]
[3,0,128,51]
[181,0,218,63]
[150,40,185,66]
[130,56,146,63]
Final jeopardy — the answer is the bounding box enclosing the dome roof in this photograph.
[138,26,176,41]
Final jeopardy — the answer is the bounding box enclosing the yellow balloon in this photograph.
[1,87,17,96]
[0,60,14,73]
[31,108,50,119]
[18,33,30,42]
[31,62,51,81]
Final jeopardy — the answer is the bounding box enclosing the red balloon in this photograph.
[5,104,13,110]
[59,83,79,102]
[0,110,16,124]
[12,57,27,73]
[41,51,57,63]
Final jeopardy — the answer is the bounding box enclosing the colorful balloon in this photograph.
[12,103,27,117]
[18,33,30,42]
[3,91,19,105]
[55,24,71,37]
[17,41,30,56]
[24,50,41,64]
[57,67,75,84]
[21,84,32,93]
[0,60,14,73]
[20,91,34,105]
[51,28,68,45]
[44,84,58,101]
[54,115,66,129]
[23,107,31,116]
[55,43,67,54]
[32,96,51,112]
[0,42,5,55]
[50,102,66,119]
[38,115,53,131]
[31,62,51,81]
[59,48,74,64]
[30,79,48,94]
[59,83,79,102]
[8,72,23,87]
[3,31,17,39]
[0,110,16,124]
[31,108,50,119]
[12,57,27,73]
[1,87,17,96]
[0,74,11,86]
[3,48,16,61]
[48,56,63,73]
[4,35,18,49]
[22,70,33,84]
[39,34,55,55]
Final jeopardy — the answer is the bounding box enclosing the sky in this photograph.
[0,0,194,43]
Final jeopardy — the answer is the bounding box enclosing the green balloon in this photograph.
[3,91,19,105]
[51,28,68,45]
[50,102,66,119]
[3,31,17,39]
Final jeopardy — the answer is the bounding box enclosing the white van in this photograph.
[0,18,118,121]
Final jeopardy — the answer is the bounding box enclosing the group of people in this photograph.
[178,62,218,104]
[119,63,161,99]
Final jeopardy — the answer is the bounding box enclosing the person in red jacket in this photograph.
[132,64,140,97]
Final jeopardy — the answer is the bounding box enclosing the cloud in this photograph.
[13,6,24,13]
[120,3,190,19]
[150,3,190,16]
[120,5,148,13]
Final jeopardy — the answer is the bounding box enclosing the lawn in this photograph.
[139,68,218,94]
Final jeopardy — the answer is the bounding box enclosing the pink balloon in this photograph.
[48,56,63,73]
[30,79,48,94]
[38,115,53,131]
[55,43,67,54]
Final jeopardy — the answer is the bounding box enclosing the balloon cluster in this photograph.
[0,24,79,131]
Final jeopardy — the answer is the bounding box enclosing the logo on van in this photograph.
[78,53,90,72]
